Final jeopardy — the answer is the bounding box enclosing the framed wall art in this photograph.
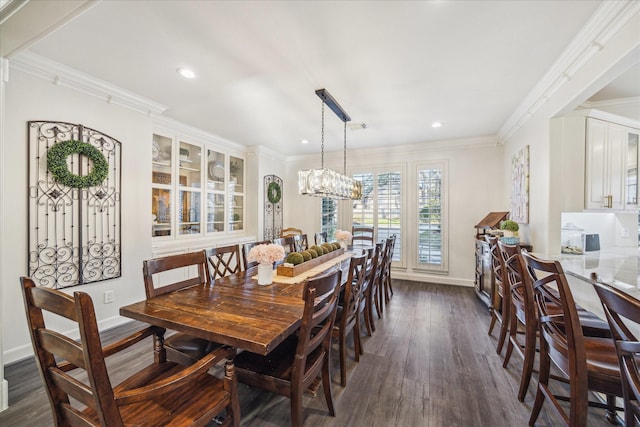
[510,145,529,223]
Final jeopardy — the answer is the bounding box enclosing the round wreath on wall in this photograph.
[47,140,109,188]
[267,181,282,204]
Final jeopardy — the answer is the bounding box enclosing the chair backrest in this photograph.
[314,231,328,245]
[21,277,131,426]
[242,240,271,270]
[497,241,533,320]
[295,267,342,387]
[485,236,506,293]
[143,251,210,298]
[521,252,588,408]
[205,244,242,281]
[592,276,640,425]
[352,225,375,247]
[293,234,309,252]
[272,237,296,255]
[340,252,368,327]
[281,227,302,237]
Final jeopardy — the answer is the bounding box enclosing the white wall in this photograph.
[284,137,505,285]
[502,10,640,254]
[1,68,154,364]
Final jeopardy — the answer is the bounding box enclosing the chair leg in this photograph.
[487,308,497,335]
[604,394,618,424]
[374,286,382,319]
[528,339,550,426]
[339,331,347,387]
[291,388,304,427]
[354,320,362,360]
[363,303,374,336]
[502,308,518,367]
[223,360,241,427]
[496,298,509,354]
[321,353,336,416]
[517,319,537,402]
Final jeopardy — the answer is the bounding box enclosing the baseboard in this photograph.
[3,315,133,365]
[392,271,474,287]
[0,379,7,412]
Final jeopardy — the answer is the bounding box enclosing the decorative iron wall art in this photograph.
[28,121,122,288]
[510,145,529,224]
[263,174,283,240]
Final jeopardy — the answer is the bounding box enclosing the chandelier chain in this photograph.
[321,100,325,169]
[343,121,347,174]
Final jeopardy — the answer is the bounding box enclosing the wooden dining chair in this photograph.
[314,231,328,245]
[500,242,613,403]
[486,236,510,355]
[592,274,640,427]
[20,276,240,427]
[234,267,342,427]
[359,244,381,336]
[241,240,271,270]
[351,225,374,248]
[272,236,296,255]
[333,252,368,386]
[281,227,303,237]
[522,252,623,426]
[293,234,309,252]
[206,243,242,281]
[382,234,396,302]
[143,251,219,366]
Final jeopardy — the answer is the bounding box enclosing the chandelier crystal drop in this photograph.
[298,89,363,200]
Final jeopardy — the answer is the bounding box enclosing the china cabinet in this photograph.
[151,131,244,239]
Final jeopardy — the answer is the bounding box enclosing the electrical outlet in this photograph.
[103,290,114,304]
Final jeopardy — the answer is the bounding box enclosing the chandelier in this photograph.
[298,89,363,200]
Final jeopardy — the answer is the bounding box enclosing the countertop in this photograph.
[532,247,640,317]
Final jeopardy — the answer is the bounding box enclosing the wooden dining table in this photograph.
[119,252,354,356]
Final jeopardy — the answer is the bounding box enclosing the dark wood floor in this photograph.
[1,280,620,426]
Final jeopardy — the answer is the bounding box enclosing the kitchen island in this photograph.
[534,248,639,319]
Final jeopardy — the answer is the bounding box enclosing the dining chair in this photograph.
[293,234,309,252]
[359,244,381,336]
[500,242,613,402]
[234,267,342,427]
[281,227,303,237]
[272,236,296,255]
[143,251,219,366]
[351,225,374,248]
[206,243,242,281]
[241,240,271,270]
[20,276,240,427]
[522,252,623,426]
[592,274,640,427]
[333,252,368,386]
[486,236,510,355]
[314,231,328,245]
[382,234,396,302]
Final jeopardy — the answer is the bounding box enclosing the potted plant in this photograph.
[500,220,519,238]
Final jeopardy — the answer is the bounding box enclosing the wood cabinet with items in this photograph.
[151,129,245,239]
[473,212,532,308]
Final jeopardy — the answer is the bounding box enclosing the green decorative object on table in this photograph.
[311,245,326,255]
[500,219,520,244]
[286,252,304,265]
[47,140,108,188]
[300,251,312,261]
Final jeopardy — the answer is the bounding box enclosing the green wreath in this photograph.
[47,140,109,188]
[267,181,282,204]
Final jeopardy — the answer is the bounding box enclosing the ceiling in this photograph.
[1,0,637,156]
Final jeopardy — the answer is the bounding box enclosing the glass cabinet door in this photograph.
[229,156,244,232]
[229,195,243,231]
[626,129,639,207]
[152,134,173,237]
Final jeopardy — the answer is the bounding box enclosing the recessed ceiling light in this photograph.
[300,139,309,144]
[432,121,443,128]
[177,67,196,79]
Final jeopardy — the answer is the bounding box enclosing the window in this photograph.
[321,198,338,240]
[417,164,447,271]
[352,170,402,262]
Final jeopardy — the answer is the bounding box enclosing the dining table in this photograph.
[119,251,354,356]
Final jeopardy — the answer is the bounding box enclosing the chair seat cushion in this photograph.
[165,333,220,360]
[235,335,323,382]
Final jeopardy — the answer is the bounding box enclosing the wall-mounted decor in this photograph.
[28,121,122,288]
[263,174,282,240]
[510,145,529,224]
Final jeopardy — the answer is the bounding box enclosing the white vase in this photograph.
[257,262,273,285]
[339,240,347,249]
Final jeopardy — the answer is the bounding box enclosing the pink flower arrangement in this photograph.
[335,230,352,241]
[247,243,285,265]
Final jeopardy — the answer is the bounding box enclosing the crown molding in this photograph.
[498,0,640,144]
[580,95,640,110]
[153,115,245,153]
[8,51,167,116]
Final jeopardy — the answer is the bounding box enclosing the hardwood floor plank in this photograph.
[1,280,621,426]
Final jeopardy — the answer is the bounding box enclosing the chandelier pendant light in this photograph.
[298,89,363,200]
